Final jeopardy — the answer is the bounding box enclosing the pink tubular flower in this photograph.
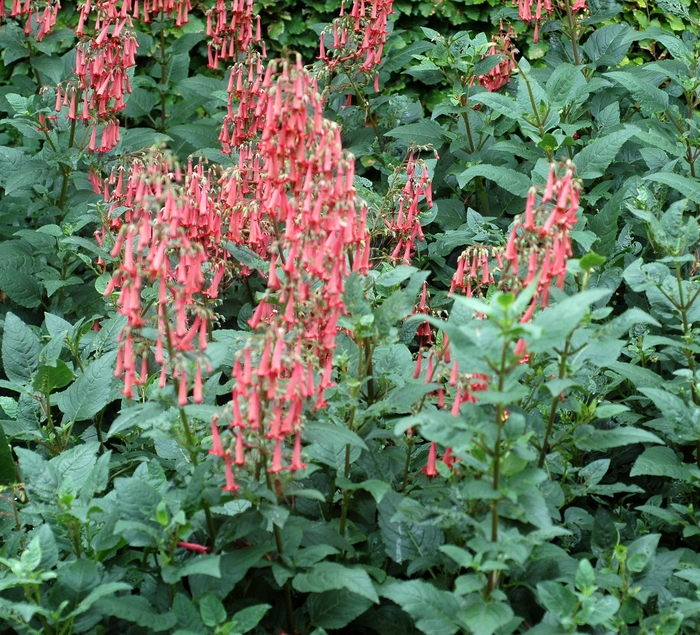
[450,245,503,298]
[477,22,516,92]
[101,150,223,403]
[206,0,263,70]
[53,0,138,152]
[514,0,587,43]
[177,541,211,554]
[213,57,370,482]
[382,153,434,265]
[319,0,394,91]
[422,441,439,478]
[503,159,581,320]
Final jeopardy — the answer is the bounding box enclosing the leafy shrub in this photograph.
[2,0,700,634]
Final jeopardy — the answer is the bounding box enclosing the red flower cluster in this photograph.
[101,150,224,401]
[3,0,61,39]
[211,58,370,486]
[52,0,138,152]
[382,153,433,265]
[515,0,587,42]
[450,245,504,297]
[504,160,581,321]
[319,0,394,91]
[206,0,263,70]
[477,23,516,93]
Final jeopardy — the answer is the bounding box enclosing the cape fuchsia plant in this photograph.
[4,0,700,632]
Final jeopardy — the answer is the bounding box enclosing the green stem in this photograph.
[487,341,510,596]
[161,306,217,545]
[401,436,416,493]
[264,468,296,634]
[159,29,168,132]
[562,0,581,66]
[538,339,572,468]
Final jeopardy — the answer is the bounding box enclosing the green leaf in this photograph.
[33,361,74,394]
[0,425,15,485]
[586,595,620,625]
[225,242,270,273]
[162,555,221,584]
[304,420,368,450]
[293,563,379,603]
[52,442,100,492]
[462,596,514,635]
[107,401,166,437]
[630,446,689,480]
[0,269,43,308]
[199,594,226,627]
[574,128,637,179]
[385,120,446,146]
[574,426,663,451]
[376,266,420,288]
[605,71,669,116]
[643,173,700,205]
[55,352,117,422]
[229,604,272,633]
[379,578,461,635]
[582,23,632,67]
[2,312,41,384]
[378,491,443,564]
[95,596,177,632]
[546,63,581,111]
[575,559,596,592]
[470,92,524,120]
[589,183,630,257]
[69,582,132,618]
[307,589,374,630]
[529,289,609,354]
[457,165,530,197]
[536,581,577,619]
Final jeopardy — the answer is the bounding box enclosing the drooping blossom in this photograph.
[53,0,138,152]
[382,153,433,265]
[515,0,587,42]
[503,159,581,322]
[206,0,264,70]
[319,0,394,91]
[477,23,516,92]
[210,58,370,485]
[450,245,504,298]
[101,150,224,403]
[4,0,61,40]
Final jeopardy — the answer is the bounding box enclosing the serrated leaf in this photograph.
[605,71,669,115]
[462,597,513,635]
[307,589,373,630]
[470,92,525,120]
[293,563,378,603]
[0,426,15,485]
[575,426,663,451]
[33,361,74,394]
[0,269,43,308]
[225,242,269,273]
[582,23,632,67]
[630,446,689,480]
[643,172,700,204]
[199,594,226,627]
[457,165,530,197]
[385,120,446,146]
[230,604,272,633]
[379,578,460,635]
[2,313,41,384]
[574,128,636,179]
[94,596,177,632]
[55,352,117,422]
